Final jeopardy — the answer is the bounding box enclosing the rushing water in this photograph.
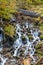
[0,22,40,65]
[13,24,23,56]
[0,54,8,65]
[0,28,3,52]
[13,22,40,63]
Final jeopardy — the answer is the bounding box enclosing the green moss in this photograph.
[29,36,33,41]
[35,50,43,57]
[39,24,43,31]
[38,51,43,55]
[28,33,33,41]
[35,44,43,57]
[4,26,11,33]
[4,24,16,37]
[39,35,43,40]
[35,44,41,49]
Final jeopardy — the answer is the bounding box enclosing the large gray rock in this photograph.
[18,9,40,17]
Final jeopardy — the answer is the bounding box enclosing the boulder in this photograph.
[18,9,40,18]
[23,58,31,65]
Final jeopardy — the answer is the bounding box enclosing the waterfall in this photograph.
[0,22,40,65]
[13,22,40,63]
[13,23,23,56]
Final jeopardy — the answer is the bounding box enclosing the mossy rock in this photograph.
[35,44,42,49]
[35,44,43,57]
[22,36,26,41]
[39,24,43,31]
[28,33,33,41]
[21,36,27,44]
[35,50,43,56]
[27,29,31,33]
[39,34,43,40]
[29,36,33,41]
[4,24,16,38]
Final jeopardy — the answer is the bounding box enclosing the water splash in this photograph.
[0,54,8,65]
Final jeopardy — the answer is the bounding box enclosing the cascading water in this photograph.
[0,28,8,65]
[0,54,8,65]
[0,28,3,52]
[23,33,36,62]
[30,28,40,43]
[13,22,40,63]
[25,22,29,28]
[13,23,23,56]
[0,43,3,52]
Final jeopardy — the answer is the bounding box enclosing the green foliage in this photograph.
[0,0,43,19]
[16,0,43,9]
[0,0,17,19]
